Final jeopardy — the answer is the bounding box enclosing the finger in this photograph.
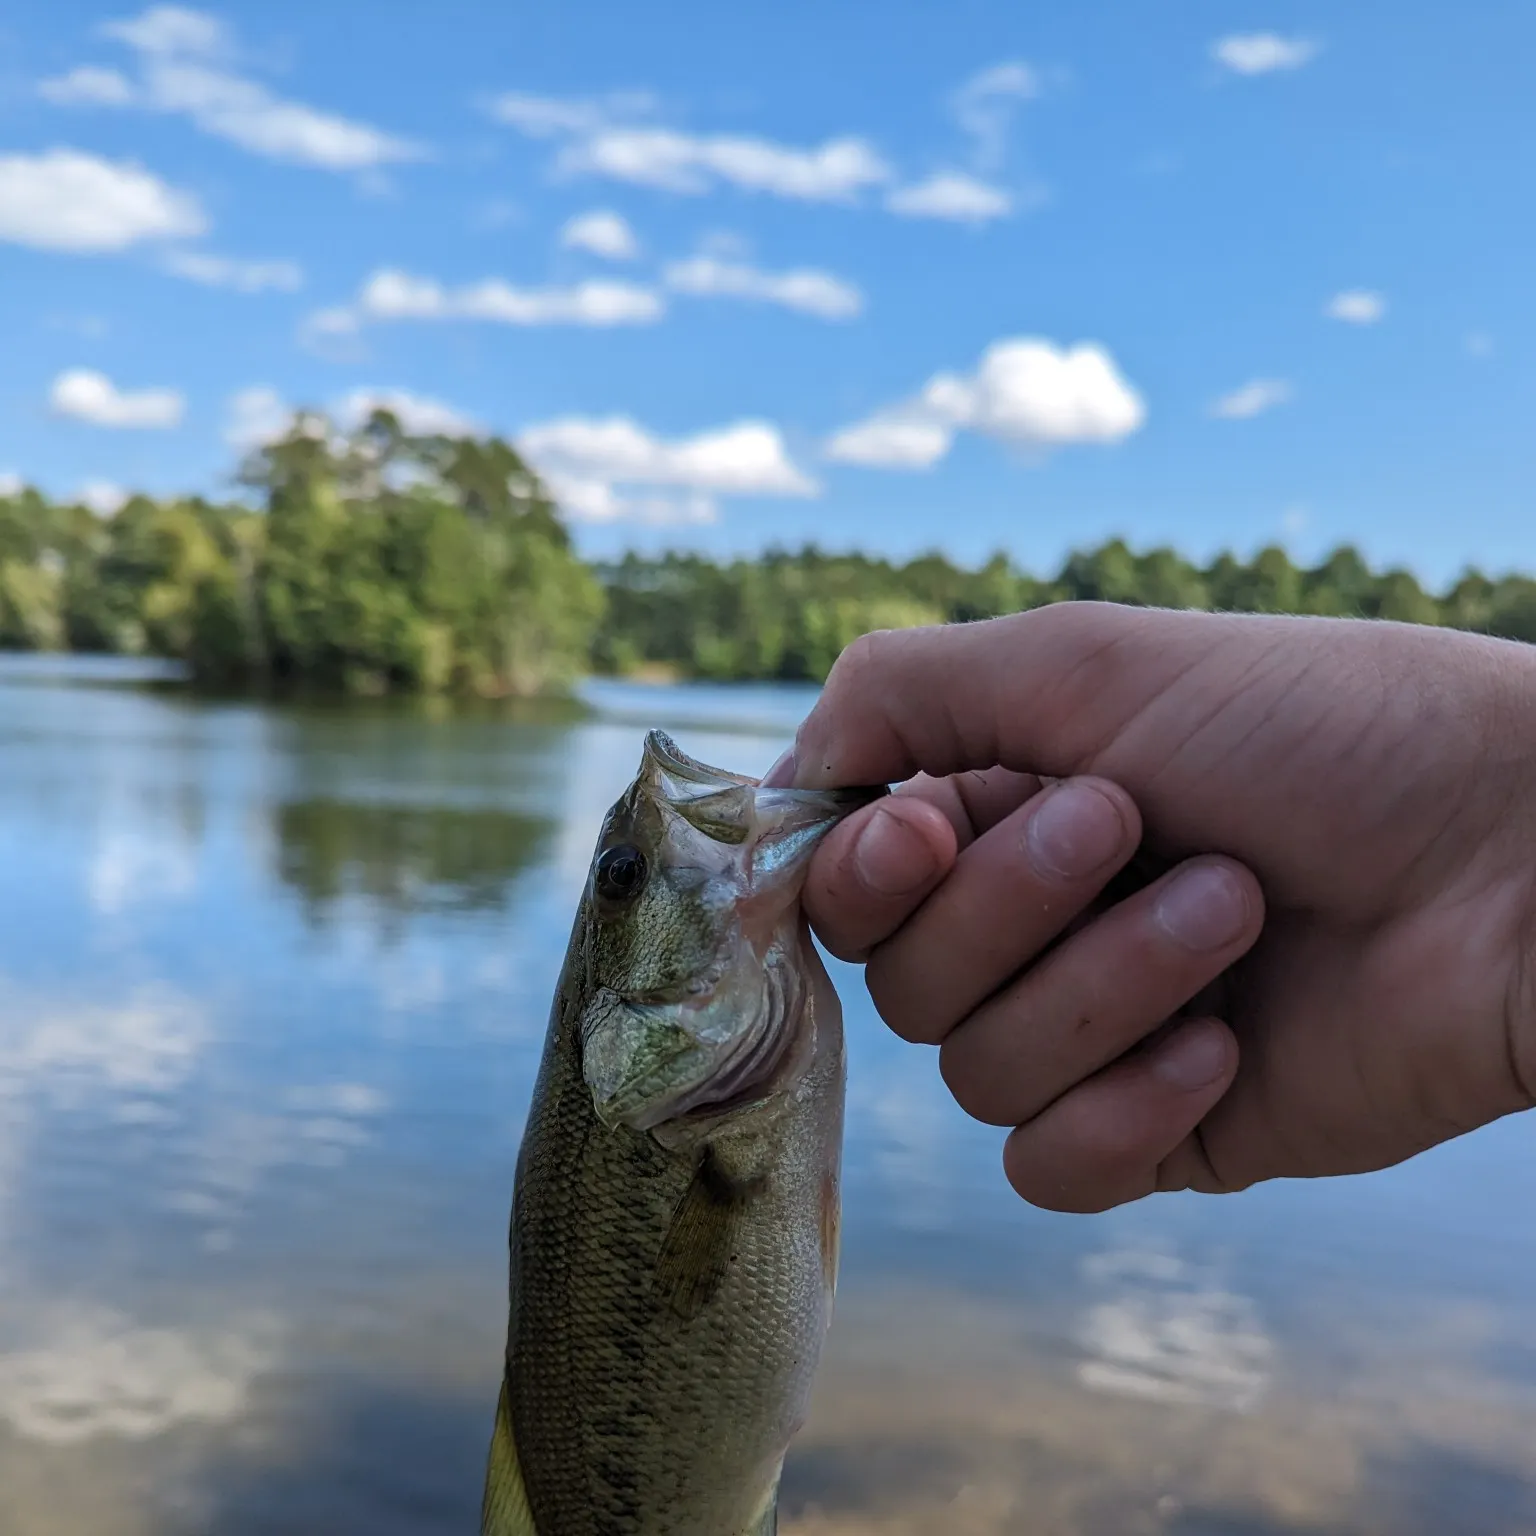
[905,766,1046,850]
[1001,1016,1238,1214]
[938,857,1262,1125]
[803,797,959,962]
[803,766,1044,961]
[866,777,1142,1044]
[781,604,1195,789]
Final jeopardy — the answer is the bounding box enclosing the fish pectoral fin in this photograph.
[654,1146,759,1321]
[480,1377,540,1536]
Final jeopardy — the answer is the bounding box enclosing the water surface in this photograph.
[2,659,1534,1535]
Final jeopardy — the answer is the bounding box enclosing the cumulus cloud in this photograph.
[953,60,1040,169]
[102,5,226,58]
[0,472,23,498]
[222,386,291,449]
[827,336,1145,470]
[560,208,638,260]
[224,385,477,448]
[162,249,302,291]
[49,369,184,429]
[488,89,649,139]
[1209,377,1293,419]
[491,89,890,204]
[1212,33,1319,75]
[46,6,423,171]
[824,417,953,471]
[334,387,478,437]
[886,171,1013,224]
[563,127,891,202]
[1326,289,1386,324]
[37,65,136,106]
[520,415,816,524]
[78,481,128,516]
[663,254,862,319]
[320,267,663,331]
[0,148,204,252]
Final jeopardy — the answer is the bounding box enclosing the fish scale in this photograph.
[481,732,880,1536]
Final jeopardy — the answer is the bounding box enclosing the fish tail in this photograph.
[480,1376,539,1536]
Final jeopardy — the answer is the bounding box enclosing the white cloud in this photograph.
[564,127,891,202]
[50,369,184,430]
[102,5,227,59]
[0,149,204,253]
[825,416,952,470]
[560,208,638,260]
[162,249,302,291]
[1076,1247,1272,1413]
[79,481,128,516]
[58,6,423,171]
[1326,289,1386,324]
[301,305,360,338]
[38,65,137,106]
[886,171,1013,225]
[521,415,816,524]
[1212,33,1319,75]
[827,336,1145,471]
[1281,504,1310,536]
[488,89,645,139]
[663,254,862,319]
[953,60,1040,169]
[340,267,663,328]
[0,472,23,498]
[89,828,197,913]
[492,94,891,203]
[1209,377,1293,419]
[0,1304,275,1446]
[223,385,291,449]
[335,387,478,437]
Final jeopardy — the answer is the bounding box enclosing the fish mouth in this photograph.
[582,732,884,1134]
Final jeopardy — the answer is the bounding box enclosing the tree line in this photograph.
[3,413,1532,692]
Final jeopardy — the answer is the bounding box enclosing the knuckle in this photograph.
[825,627,890,698]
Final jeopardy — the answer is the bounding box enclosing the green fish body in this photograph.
[482,731,881,1536]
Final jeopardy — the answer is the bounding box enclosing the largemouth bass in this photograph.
[481,730,884,1536]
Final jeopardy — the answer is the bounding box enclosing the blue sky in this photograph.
[0,1,1530,588]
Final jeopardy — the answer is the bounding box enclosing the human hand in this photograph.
[770,603,1536,1212]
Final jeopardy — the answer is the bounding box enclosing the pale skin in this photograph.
[763,602,1536,1215]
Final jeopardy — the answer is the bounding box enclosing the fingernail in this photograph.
[853,806,941,898]
[1154,1020,1230,1091]
[1154,862,1249,952]
[761,747,796,788]
[1024,781,1125,882]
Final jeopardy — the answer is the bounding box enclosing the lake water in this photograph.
[3,658,1536,1536]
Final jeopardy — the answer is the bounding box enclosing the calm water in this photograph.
[3,659,1536,1536]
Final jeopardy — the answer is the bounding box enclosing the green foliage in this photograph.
[0,412,600,697]
[591,540,1536,683]
[5,427,1535,689]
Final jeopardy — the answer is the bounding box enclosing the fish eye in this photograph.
[595,844,648,902]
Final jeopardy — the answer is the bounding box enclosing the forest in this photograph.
[3,412,1533,692]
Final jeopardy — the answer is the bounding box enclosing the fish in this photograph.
[481,729,885,1536]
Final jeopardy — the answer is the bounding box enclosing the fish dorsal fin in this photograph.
[480,1378,540,1535]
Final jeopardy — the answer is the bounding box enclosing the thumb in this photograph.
[778,602,1229,793]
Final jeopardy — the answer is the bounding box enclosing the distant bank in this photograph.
[3,411,1532,696]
